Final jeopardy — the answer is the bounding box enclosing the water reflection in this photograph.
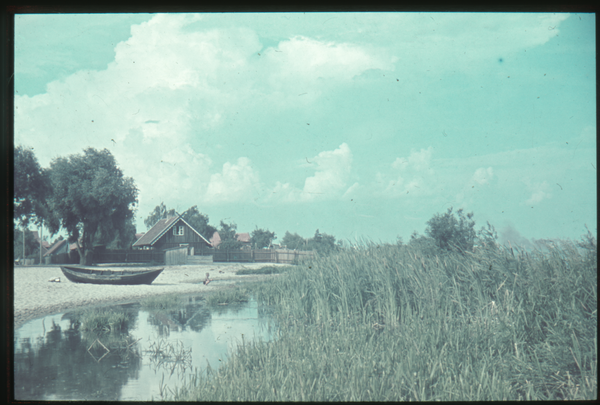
[14,296,275,401]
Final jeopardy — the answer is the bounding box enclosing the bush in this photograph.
[425,207,476,254]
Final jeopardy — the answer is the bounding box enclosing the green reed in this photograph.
[140,294,182,310]
[72,308,133,333]
[170,238,597,401]
[204,286,251,306]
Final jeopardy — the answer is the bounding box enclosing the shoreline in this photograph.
[13,262,285,330]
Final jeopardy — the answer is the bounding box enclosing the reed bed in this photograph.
[236,266,291,276]
[204,287,251,306]
[72,308,133,333]
[170,239,597,401]
[140,294,182,310]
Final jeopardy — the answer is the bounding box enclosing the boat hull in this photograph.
[60,266,164,285]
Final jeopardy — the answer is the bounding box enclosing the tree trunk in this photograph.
[79,223,98,266]
[22,225,25,265]
[75,240,85,265]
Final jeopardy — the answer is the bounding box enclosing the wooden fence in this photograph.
[95,250,165,264]
[165,247,188,265]
[213,248,315,264]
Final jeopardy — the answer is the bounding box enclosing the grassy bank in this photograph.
[169,239,597,401]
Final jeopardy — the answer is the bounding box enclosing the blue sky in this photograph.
[14,12,596,245]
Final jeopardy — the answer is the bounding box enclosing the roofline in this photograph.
[143,216,179,246]
[178,217,212,245]
[141,215,212,246]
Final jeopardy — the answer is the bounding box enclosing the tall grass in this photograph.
[171,238,597,401]
[140,294,182,310]
[72,308,132,333]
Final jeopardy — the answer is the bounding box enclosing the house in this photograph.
[210,231,252,249]
[132,215,211,253]
[43,238,68,258]
[31,230,51,256]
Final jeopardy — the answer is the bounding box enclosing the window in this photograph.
[173,226,184,236]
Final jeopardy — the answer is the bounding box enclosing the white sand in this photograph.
[13,262,285,329]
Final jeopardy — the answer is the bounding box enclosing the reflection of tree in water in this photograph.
[147,300,211,336]
[14,319,142,401]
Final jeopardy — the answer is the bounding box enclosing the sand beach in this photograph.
[13,261,284,329]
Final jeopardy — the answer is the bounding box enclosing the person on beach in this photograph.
[203,272,211,286]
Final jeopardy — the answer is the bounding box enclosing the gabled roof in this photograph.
[44,239,67,257]
[236,233,251,243]
[133,216,211,247]
[210,231,251,247]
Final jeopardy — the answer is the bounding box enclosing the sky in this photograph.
[14,12,596,246]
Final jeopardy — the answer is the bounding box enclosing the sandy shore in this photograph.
[13,261,285,329]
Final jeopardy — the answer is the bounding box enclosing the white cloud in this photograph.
[472,167,494,185]
[204,157,261,204]
[524,181,552,205]
[302,143,353,200]
[381,147,434,197]
[268,143,354,203]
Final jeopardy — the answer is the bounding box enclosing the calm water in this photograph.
[14,296,277,401]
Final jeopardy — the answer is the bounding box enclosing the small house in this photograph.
[31,230,51,256]
[43,238,68,258]
[210,231,252,249]
[132,215,211,253]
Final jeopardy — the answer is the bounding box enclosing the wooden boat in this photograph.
[60,265,164,285]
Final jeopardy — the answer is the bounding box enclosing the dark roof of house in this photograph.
[44,239,66,256]
[133,216,211,247]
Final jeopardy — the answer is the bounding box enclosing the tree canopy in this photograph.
[282,229,338,255]
[13,145,53,228]
[217,220,243,250]
[181,206,217,240]
[282,231,306,250]
[13,227,41,262]
[47,148,138,265]
[144,204,216,239]
[307,229,338,256]
[425,207,476,254]
[144,202,176,230]
[250,228,276,249]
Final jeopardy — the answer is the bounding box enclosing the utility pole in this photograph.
[39,222,43,265]
[22,225,25,265]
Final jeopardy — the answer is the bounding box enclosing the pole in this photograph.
[22,225,25,265]
[39,223,43,265]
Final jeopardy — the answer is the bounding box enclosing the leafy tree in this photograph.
[144,202,176,230]
[46,148,138,265]
[144,204,216,240]
[217,220,243,250]
[307,229,338,256]
[181,206,217,239]
[251,228,276,249]
[13,226,40,262]
[13,145,52,227]
[282,231,306,250]
[425,207,476,254]
[94,217,137,250]
[408,231,438,256]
